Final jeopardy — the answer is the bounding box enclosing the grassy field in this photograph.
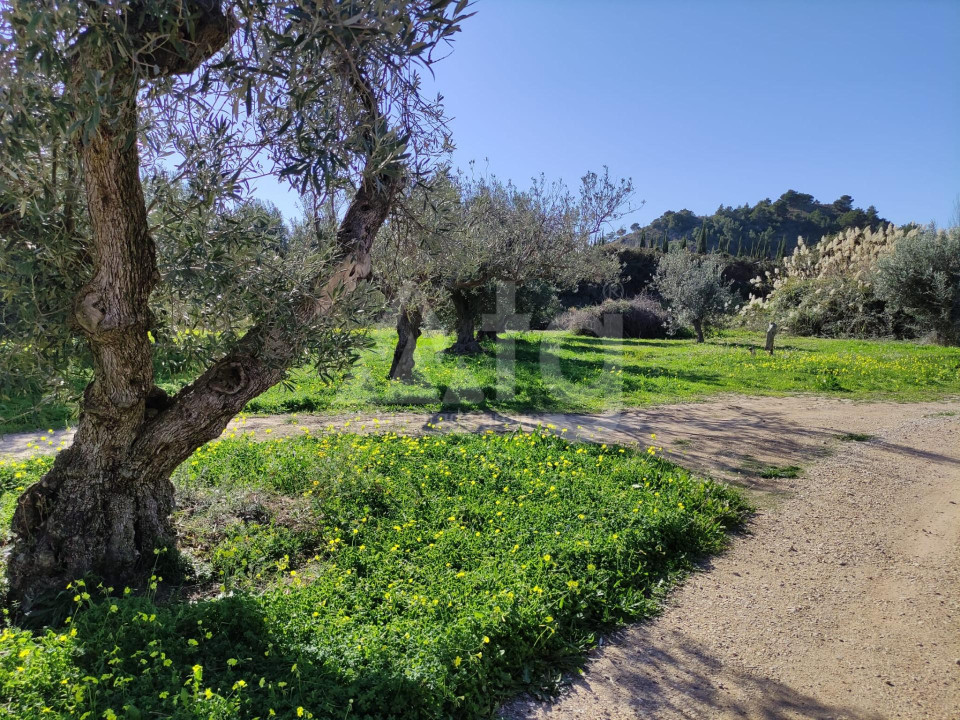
[246,330,960,415]
[0,429,748,719]
[3,330,959,434]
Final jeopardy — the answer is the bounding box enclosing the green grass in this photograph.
[737,455,803,479]
[0,430,748,719]
[3,330,959,434]
[758,464,802,479]
[0,396,78,437]
[837,432,873,442]
[246,330,960,416]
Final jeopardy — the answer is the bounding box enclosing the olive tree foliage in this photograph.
[875,227,960,345]
[655,250,738,342]
[375,167,630,379]
[372,168,462,379]
[0,0,471,610]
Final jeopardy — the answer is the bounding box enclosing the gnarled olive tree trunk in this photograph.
[388,303,423,382]
[10,163,401,610]
[444,287,483,354]
[8,15,402,610]
[8,70,171,605]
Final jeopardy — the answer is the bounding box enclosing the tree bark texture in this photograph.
[7,6,402,611]
[388,304,423,382]
[445,287,483,354]
[8,64,172,607]
[10,165,401,612]
[765,322,778,354]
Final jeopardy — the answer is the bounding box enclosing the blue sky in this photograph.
[260,0,960,227]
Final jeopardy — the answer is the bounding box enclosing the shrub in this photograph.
[742,225,921,339]
[655,252,738,342]
[755,276,903,339]
[555,295,670,339]
[875,227,960,345]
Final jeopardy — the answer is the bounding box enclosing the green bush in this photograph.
[0,431,748,719]
[757,276,903,339]
[555,295,671,339]
[876,227,960,345]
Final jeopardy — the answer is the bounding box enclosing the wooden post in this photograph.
[765,322,778,355]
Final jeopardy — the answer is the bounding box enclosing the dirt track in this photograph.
[499,400,960,720]
[3,396,960,718]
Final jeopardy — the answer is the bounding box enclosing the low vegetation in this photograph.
[555,295,671,339]
[4,330,959,434]
[239,331,960,415]
[0,429,748,719]
[743,225,960,343]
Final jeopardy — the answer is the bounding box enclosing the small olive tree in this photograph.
[375,168,630,378]
[655,250,738,342]
[876,227,960,345]
[373,171,464,380]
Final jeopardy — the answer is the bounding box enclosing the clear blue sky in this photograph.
[260,0,960,227]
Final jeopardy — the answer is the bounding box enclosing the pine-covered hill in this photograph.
[619,190,889,258]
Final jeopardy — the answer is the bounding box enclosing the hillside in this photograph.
[620,191,889,258]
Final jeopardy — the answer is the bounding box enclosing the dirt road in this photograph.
[4,396,959,718]
[500,402,960,720]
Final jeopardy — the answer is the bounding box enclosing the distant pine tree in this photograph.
[696,221,707,254]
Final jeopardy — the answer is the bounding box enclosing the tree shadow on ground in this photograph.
[867,438,960,466]
[563,406,834,493]
[69,593,439,719]
[715,339,817,354]
[513,341,725,392]
[500,624,883,720]
[393,402,885,497]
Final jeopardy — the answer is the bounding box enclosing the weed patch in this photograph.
[739,456,802,479]
[837,432,873,442]
[0,430,748,719]
[759,465,802,479]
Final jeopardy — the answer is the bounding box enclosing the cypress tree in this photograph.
[696,221,707,254]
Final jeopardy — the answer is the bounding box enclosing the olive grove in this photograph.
[375,168,630,380]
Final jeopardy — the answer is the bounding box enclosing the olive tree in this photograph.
[376,168,630,378]
[655,250,738,342]
[875,227,960,345]
[373,170,463,380]
[0,0,470,610]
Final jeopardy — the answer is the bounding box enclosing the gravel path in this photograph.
[3,396,959,718]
